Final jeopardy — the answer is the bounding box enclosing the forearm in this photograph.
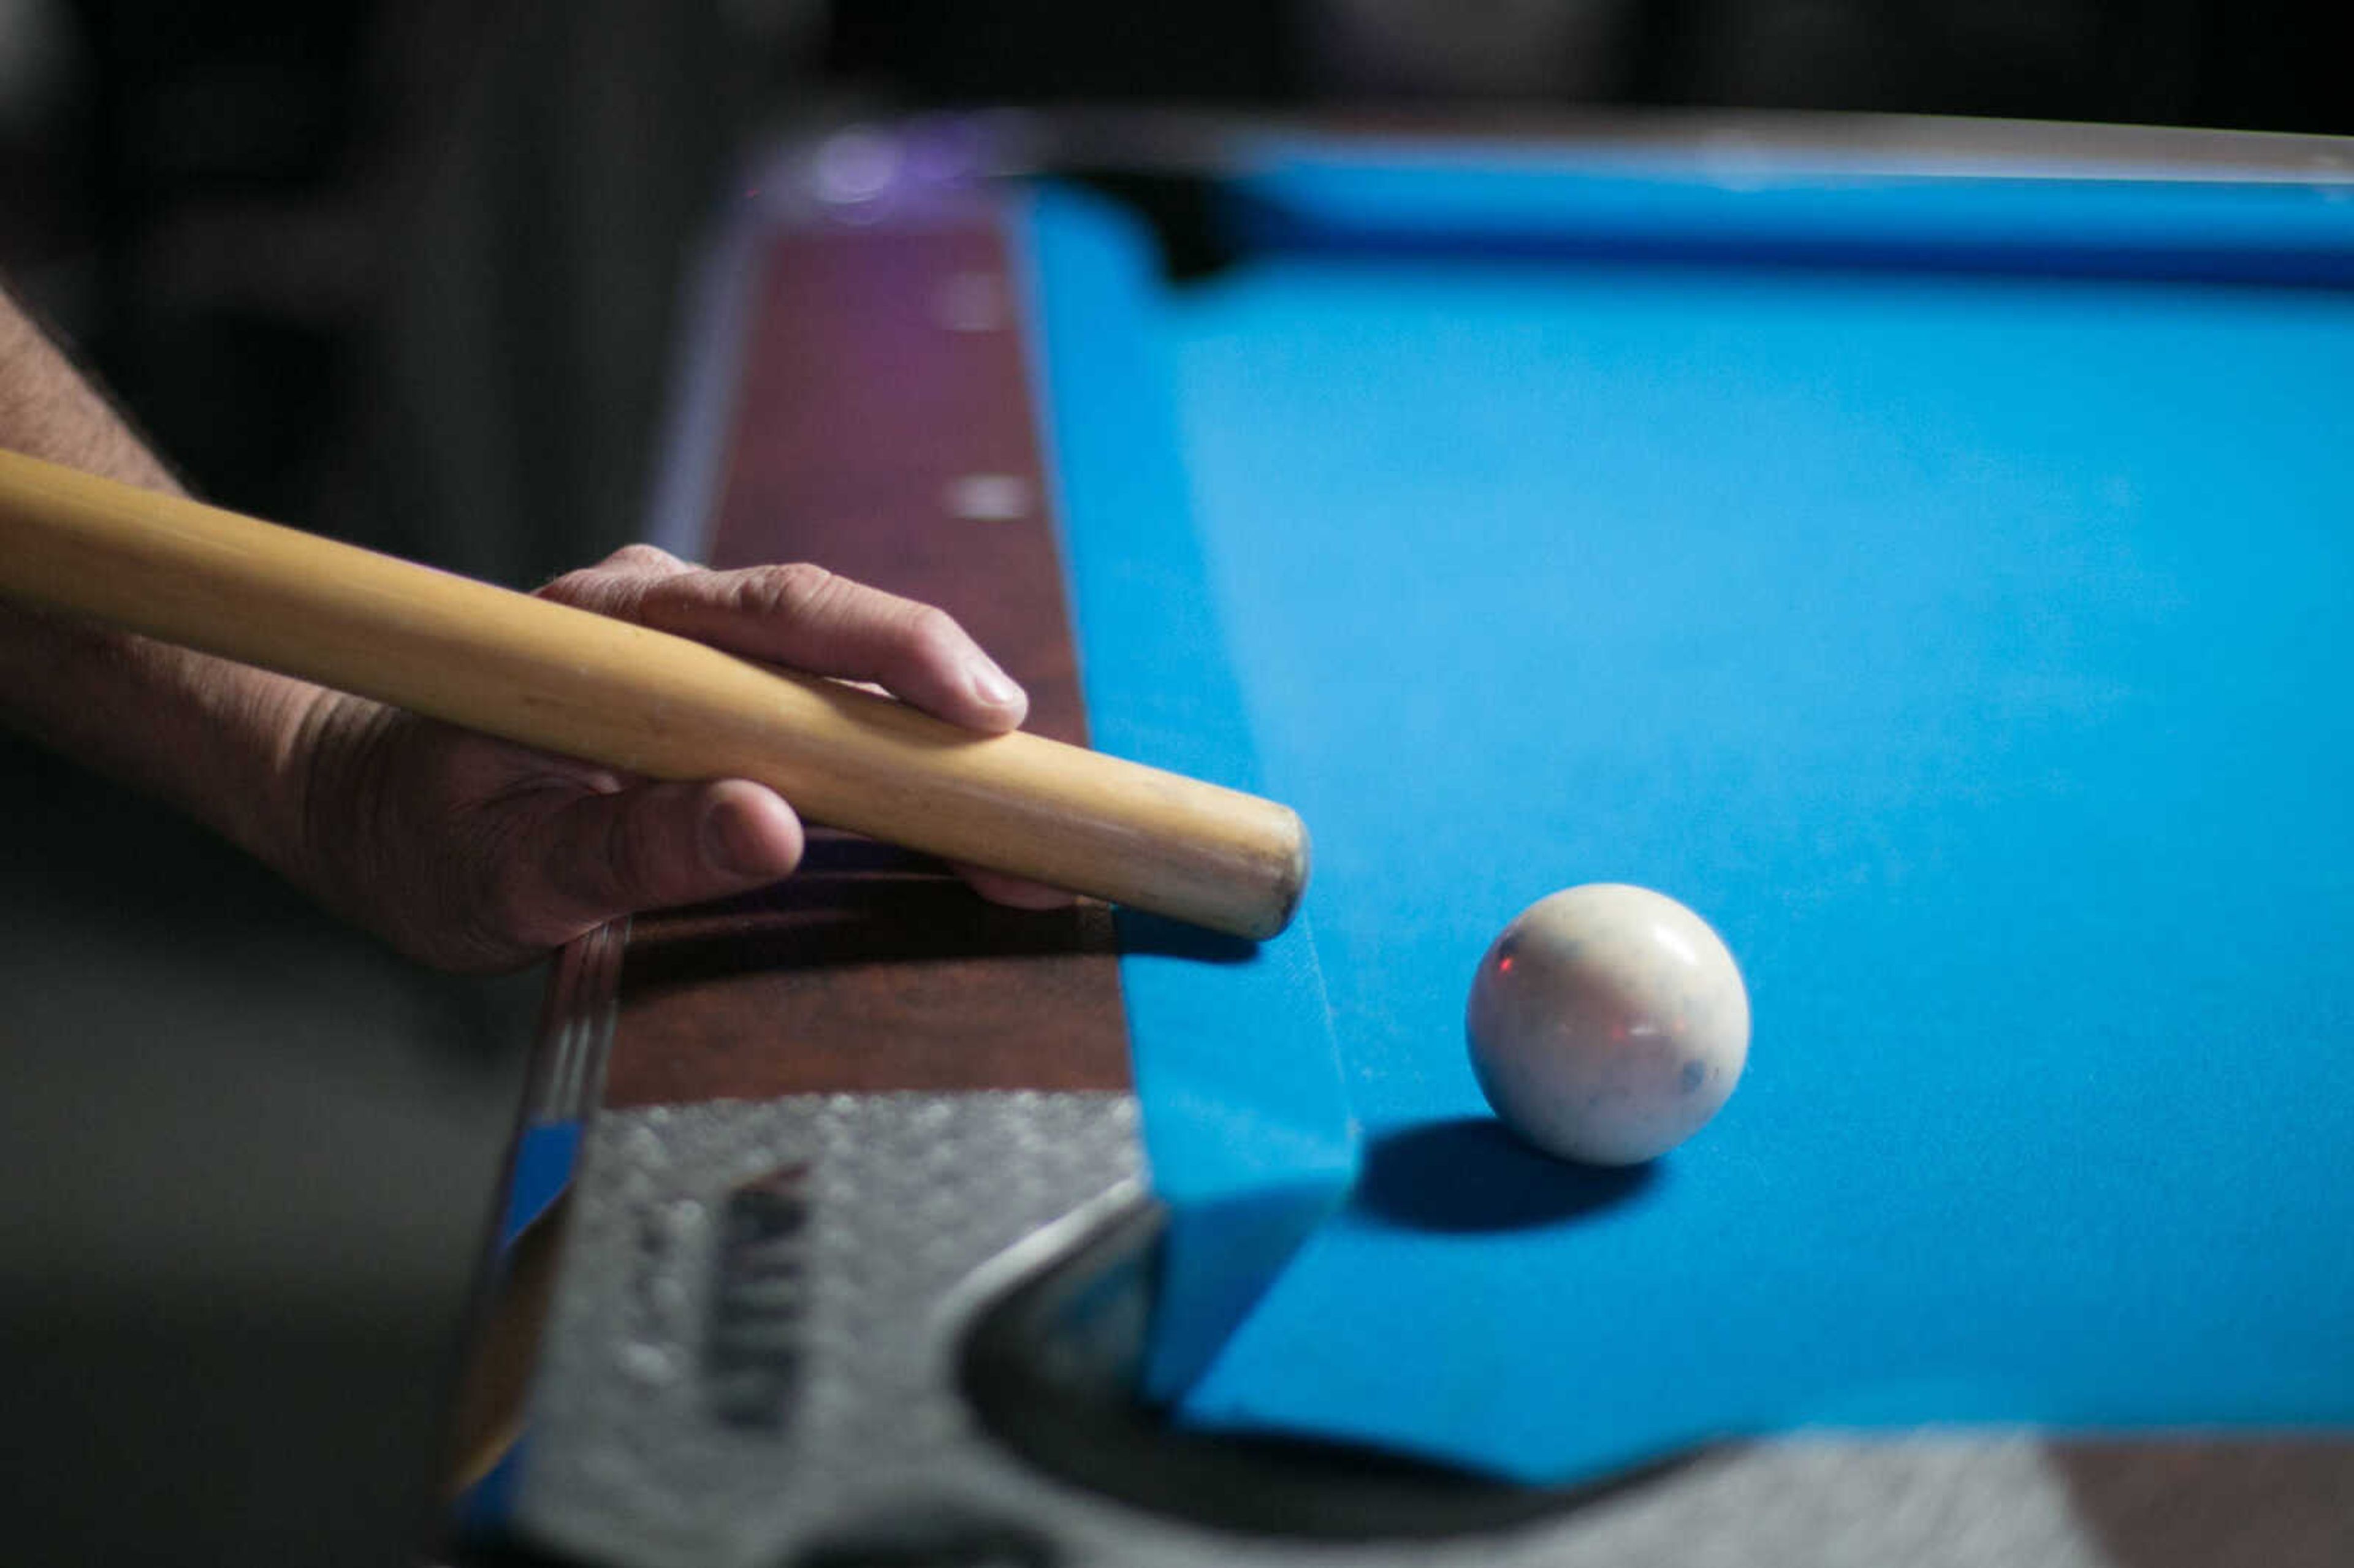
[0,287,330,883]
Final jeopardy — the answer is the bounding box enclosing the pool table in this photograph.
[452,111,2354,1567]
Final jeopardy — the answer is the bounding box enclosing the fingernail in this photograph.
[700,795,768,878]
[968,660,1023,712]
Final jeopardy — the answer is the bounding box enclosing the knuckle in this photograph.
[538,568,644,622]
[747,561,839,622]
[606,542,682,571]
[899,603,969,666]
[535,566,606,608]
[538,545,684,615]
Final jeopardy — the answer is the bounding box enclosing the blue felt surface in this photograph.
[1029,169,2354,1480]
[1018,190,1359,1398]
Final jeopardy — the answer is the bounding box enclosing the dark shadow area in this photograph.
[1070,170,1244,282]
[791,1505,1064,1568]
[959,1197,1699,1540]
[619,834,1255,997]
[0,735,535,1568]
[617,834,1121,994]
[835,2,2354,137]
[1113,908,1260,965]
[1353,1117,1660,1235]
[1,1304,467,1568]
[445,1537,585,1568]
[1078,171,2354,299]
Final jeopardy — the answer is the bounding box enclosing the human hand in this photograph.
[291,546,1071,972]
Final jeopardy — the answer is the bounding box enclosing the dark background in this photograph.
[1,4,2347,1564]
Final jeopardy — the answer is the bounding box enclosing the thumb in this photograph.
[525,778,803,931]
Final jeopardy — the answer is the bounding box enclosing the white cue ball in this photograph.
[1466,884,1750,1165]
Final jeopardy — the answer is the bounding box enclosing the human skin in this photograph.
[0,287,1064,972]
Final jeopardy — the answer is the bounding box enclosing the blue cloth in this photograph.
[1021,190,1358,1398]
[1025,165,2354,1480]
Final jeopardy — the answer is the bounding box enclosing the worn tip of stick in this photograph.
[1244,810,1312,942]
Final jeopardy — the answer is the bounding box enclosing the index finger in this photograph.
[544,554,1027,733]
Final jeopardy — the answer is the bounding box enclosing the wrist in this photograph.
[276,684,402,938]
[0,597,346,899]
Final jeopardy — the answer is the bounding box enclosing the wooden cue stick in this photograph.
[0,448,1308,940]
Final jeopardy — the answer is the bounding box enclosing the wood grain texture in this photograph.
[2055,1441,2354,1568]
[609,221,1137,1103]
[610,833,1131,1101]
